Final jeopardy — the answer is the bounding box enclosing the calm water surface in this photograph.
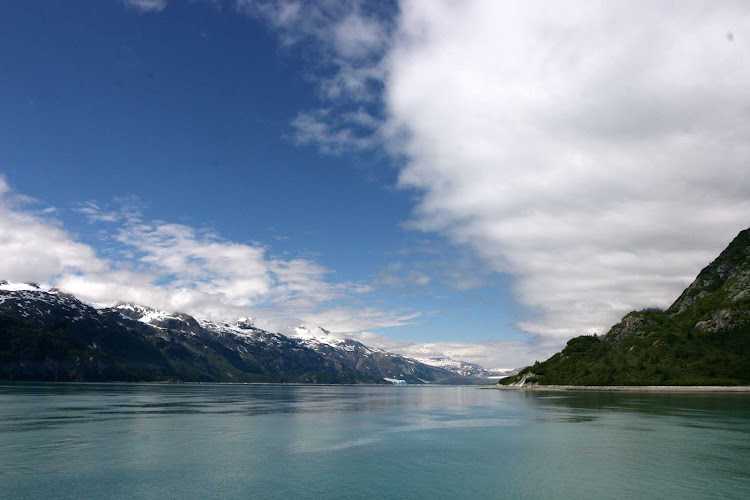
[1,383,749,499]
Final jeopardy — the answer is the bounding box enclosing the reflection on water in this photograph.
[0,383,505,431]
[1,383,749,499]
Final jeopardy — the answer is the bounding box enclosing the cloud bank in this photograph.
[384,0,750,338]
[244,0,750,352]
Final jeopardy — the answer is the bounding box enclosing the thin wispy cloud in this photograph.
[354,331,553,371]
[121,0,167,13]
[239,0,392,151]
[291,109,379,155]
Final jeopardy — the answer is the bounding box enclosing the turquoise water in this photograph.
[1,383,749,499]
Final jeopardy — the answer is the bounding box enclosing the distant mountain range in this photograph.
[0,282,513,384]
[500,227,750,387]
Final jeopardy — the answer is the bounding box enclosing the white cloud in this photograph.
[0,177,108,282]
[291,109,379,154]
[382,0,750,339]
[376,262,431,287]
[0,181,418,341]
[66,203,383,325]
[301,307,422,335]
[238,1,389,60]
[376,246,492,293]
[73,201,122,223]
[332,12,388,59]
[260,0,750,353]
[122,0,167,13]
[353,330,553,370]
[240,1,392,150]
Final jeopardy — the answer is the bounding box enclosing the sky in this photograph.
[1,0,749,369]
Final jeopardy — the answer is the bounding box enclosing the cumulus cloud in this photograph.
[0,177,107,282]
[383,0,750,340]
[252,0,750,358]
[59,200,387,327]
[0,182,416,338]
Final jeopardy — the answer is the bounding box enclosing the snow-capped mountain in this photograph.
[412,357,518,378]
[0,282,492,384]
[288,326,480,384]
[0,281,97,322]
[0,281,46,292]
[289,326,517,380]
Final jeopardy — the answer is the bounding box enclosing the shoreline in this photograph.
[0,380,480,387]
[481,384,750,393]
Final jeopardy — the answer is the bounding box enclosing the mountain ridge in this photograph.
[0,282,494,384]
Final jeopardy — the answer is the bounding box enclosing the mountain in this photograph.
[500,228,750,387]
[411,357,516,379]
[287,326,469,384]
[0,282,484,384]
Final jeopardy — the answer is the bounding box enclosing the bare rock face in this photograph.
[668,229,750,315]
[604,313,655,345]
[728,270,750,302]
[695,310,733,333]
[506,372,538,387]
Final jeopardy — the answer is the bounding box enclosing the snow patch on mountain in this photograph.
[291,326,352,349]
[0,281,93,320]
[412,357,483,376]
[115,303,176,324]
[0,281,47,292]
[412,357,518,378]
[199,317,270,340]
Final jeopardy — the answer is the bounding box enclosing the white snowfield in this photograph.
[115,303,177,325]
[290,326,383,353]
[0,281,47,292]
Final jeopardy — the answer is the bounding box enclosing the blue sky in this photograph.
[0,0,525,365]
[2,0,749,368]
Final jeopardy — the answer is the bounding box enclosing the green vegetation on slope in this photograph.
[500,228,750,386]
